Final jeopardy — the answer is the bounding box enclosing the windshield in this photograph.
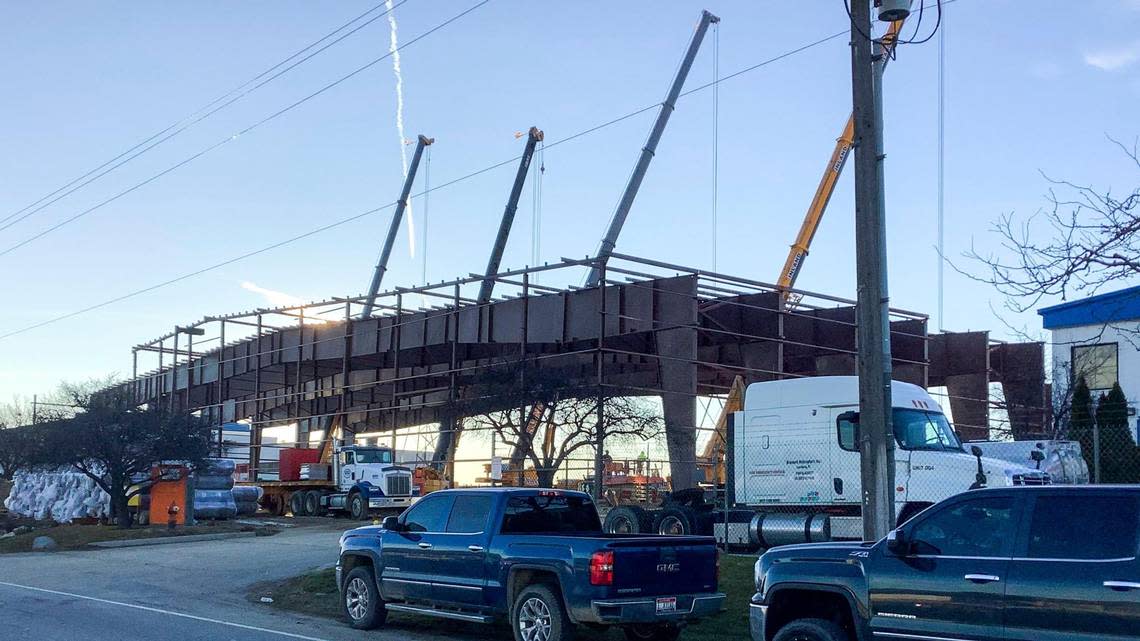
[892,409,963,452]
[353,449,392,464]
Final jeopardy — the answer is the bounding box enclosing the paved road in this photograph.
[0,522,491,641]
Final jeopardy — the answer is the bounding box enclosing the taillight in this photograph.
[589,550,614,586]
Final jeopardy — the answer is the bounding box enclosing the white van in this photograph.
[728,376,1049,539]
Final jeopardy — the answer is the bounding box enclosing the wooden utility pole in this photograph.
[850,0,896,541]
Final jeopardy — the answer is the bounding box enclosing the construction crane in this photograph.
[362,135,434,317]
[478,126,544,304]
[585,10,720,287]
[777,20,904,307]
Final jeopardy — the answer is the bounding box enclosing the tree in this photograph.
[48,393,213,527]
[461,363,663,488]
[1094,382,1140,483]
[0,426,40,480]
[965,138,1140,314]
[1068,377,1096,479]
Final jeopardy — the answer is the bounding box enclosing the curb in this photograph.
[89,531,257,549]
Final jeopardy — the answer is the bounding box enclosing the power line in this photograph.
[0,22,853,341]
[0,0,408,234]
[0,0,486,259]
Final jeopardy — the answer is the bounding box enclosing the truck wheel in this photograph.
[304,490,323,517]
[511,584,574,641]
[342,566,387,630]
[653,506,696,536]
[604,506,652,534]
[289,491,305,516]
[349,492,369,520]
[624,624,681,641]
[772,618,848,641]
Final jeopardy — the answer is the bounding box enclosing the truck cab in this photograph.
[327,445,414,518]
[730,377,1049,536]
[751,486,1140,641]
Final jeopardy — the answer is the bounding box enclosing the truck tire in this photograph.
[349,492,369,520]
[511,584,574,641]
[653,506,696,536]
[289,491,305,517]
[772,618,848,641]
[604,506,653,534]
[624,624,681,641]
[342,566,387,630]
[304,490,323,517]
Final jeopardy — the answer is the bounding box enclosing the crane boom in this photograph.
[478,127,544,304]
[777,21,904,305]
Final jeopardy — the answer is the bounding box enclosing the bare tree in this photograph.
[461,363,663,487]
[964,137,1140,313]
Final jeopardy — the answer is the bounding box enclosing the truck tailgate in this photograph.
[610,537,718,596]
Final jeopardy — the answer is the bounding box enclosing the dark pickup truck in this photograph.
[337,488,724,641]
[750,485,1140,641]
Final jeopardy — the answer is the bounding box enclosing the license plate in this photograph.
[655,597,677,615]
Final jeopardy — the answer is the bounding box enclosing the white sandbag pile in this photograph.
[4,468,111,523]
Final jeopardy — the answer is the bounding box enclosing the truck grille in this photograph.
[387,474,411,496]
[1013,472,1052,485]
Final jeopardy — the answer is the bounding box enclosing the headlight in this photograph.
[754,557,766,597]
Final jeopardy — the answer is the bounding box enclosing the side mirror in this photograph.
[1030,449,1045,462]
[970,445,983,458]
[886,529,909,556]
[381,516,402,531]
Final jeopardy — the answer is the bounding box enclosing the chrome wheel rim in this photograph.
[609,514,633,534]
[658,515,685,535]
[345,577,370,621]
[518,597,552,641]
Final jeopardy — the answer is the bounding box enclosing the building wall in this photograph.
[1050,322,1140,441]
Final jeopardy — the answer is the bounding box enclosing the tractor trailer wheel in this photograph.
[289,491,305,517]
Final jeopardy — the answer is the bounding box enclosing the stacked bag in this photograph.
[4,468,111,523]
[193,459,237,520]
[231,486,262,516]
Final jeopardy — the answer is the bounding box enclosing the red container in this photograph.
[279,448,321,482]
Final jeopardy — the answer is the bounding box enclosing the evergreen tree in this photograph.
[1095,383,1140,483]
[1069,377,1096,478]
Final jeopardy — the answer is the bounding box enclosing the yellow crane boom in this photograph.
[777,20,905,306]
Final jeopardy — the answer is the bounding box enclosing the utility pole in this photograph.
[850,0,896,541]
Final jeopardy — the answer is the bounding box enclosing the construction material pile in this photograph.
[3,468,110,523]
[194,459,237,520]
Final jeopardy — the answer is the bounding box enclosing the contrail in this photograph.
[385,0,414,258]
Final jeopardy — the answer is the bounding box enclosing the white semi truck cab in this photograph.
[329,445,415,514]
[601,376,1050,547]
[726,376,1049,540]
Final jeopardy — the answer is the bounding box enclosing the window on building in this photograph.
[1072,343,1118,391]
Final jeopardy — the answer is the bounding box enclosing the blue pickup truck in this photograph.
[337,488,725,641]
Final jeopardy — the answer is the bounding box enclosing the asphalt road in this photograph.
[0,522,475,641]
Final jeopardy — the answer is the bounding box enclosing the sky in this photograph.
[1,0,1138,400]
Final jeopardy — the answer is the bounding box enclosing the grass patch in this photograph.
[0,520,271,554]
[252,553,758,641]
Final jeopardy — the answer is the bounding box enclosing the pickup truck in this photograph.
[337,488,724,641]
[750,485,1140,641]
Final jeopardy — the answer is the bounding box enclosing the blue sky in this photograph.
[1,0,1138,399]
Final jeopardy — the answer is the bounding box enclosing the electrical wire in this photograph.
[0,0,489,259]
[0,22,859,341]
[0,0,409,234]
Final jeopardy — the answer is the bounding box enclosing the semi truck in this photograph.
[243,444,417,520]
[603,376,1050,547]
